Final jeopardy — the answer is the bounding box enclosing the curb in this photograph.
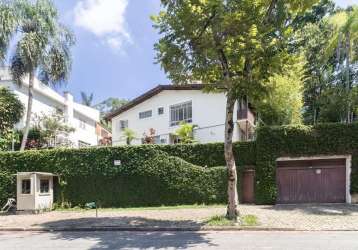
[1,226,358,232]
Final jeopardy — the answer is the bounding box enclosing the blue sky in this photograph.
[54,0,355,104]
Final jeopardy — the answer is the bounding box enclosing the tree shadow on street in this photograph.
[39,216,217,249]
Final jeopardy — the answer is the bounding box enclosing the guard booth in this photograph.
[16,172,57,212]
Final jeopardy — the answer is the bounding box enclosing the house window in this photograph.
[79,119,86,129]
[154,136,161,144]
[158,107,164,115]
[139,110,152,119]
[170,101,192,126]
[40,179,50,193]
[21,179,31,194]
[119,120,128,131]
[78,140,91,148]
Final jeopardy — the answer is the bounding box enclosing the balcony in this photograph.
[237,108,256,126]
[237,106,256,141]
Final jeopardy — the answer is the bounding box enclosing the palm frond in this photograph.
[0,1,17,61]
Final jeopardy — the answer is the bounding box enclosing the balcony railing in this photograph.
[237,108,256,125]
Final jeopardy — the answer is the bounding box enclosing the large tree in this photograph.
[81,92,94,107]
[0,87,24,150]
[0,0,75,151]
[152,0,318,220]
[326,7,358,123]
[256,57,304,125]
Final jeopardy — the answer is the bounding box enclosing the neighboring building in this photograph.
[0,67,100,148]
[96,122,112,146]
[106,84,256,146]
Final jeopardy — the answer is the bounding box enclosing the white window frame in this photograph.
[40,179,50,194]
[139,110,152,119]
[21,179,31,194]
[170,101,192,127]
[118,120,128,131]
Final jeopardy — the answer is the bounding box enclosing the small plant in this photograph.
[122,128,136,145]
[142,128,156,144]
[175,122,197,144]
[206,214,258,227]
[206,215,236,226]
[242,215,258,226]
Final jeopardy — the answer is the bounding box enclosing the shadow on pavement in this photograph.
[39,216,216,249]
[37,216,205,228]
[262,204,358,216]
[48,231,216,249]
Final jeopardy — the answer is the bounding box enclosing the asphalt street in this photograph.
[0,230,357,250]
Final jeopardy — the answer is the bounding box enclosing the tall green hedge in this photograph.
[0,146,228,207]
[158,141,256,167]
[255,123,358,204]
[0,123,357,207]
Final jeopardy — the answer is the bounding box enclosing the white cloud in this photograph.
[74,0,131,51]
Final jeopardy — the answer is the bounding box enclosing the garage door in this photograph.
[276,158,346,204]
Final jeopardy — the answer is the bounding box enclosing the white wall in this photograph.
[0,68,100,147]
[112,89,240,145]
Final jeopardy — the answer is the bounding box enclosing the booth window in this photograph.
[21,179,31,194]
[40,179,50,193]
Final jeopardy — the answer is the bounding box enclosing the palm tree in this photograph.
[81,92,94,106]
[1,0,75,151]
[122,128,136,145]
[0,1,16,61]
[327,7,358,123]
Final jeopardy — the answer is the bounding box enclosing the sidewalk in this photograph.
[1,204,358,231]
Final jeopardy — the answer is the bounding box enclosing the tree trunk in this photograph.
[225,93,239,221]
[20,71,35,151]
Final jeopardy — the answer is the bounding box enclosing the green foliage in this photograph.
[0,87,24,133]
[122,128,136,145]
[80,92,94,107]
[8,0,75,86]
[256,57,304,125]
[94,97,129,130]
[32,111,75,148]
[299,6,358,124]
[0,170,15,206]
[158,142,256,167]
[175,122,196,144]
[205,214,258,226]
[0,87,24,151]
[0,1,17,61]
[0,146,230,207]
[0,124,357,207]
[94,97,129,117]
[1,0,75,150]
[152,0,318,101]
[255,123,358,204]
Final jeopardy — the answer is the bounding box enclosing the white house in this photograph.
[106,84,256,145]
[0,67,100,148]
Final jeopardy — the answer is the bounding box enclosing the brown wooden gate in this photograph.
[276,158,346,204]
[241,169,255,204]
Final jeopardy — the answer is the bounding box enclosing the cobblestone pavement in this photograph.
[1,204,358,230]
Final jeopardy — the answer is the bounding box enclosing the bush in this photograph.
[0,123,357,207]
[0,146,228,207]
